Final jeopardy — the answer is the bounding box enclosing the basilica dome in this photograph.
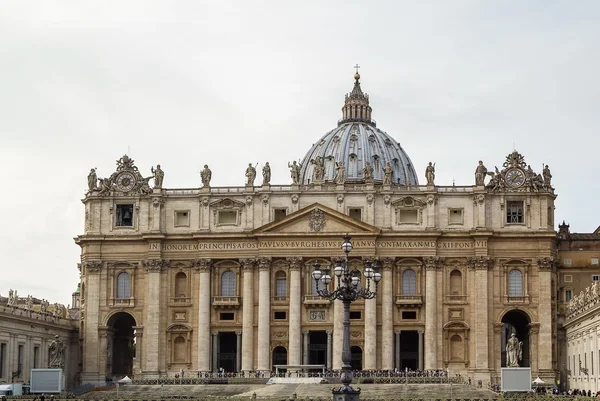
[298,73,419,185]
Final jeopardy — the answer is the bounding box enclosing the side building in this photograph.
[0,289,80,390]
[560,225,600,392]
[76,72,559,386]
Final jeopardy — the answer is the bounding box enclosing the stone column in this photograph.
[537,257,555,376]
[381,257,394,370]
[469,256,491,373]
[332,257,344,370]
[395,331,401,370]
[303,331,310,365]
[363,257,377,370]
[241,258,256,374]
[287,257,303,366]
[143,259,168,377]
[257,257,271,373]
[424,257,439,370]
[81,261,103,382]
[236,332,242,373]
[418,330,424,371]
[195,259,212,372]
[212,332,219,372]
[326,330,333,370]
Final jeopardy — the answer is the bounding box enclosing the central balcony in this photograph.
[212,296,241,308]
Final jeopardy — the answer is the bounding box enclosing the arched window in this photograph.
[275,271,287,297]
[221,271,236,296]
[175,272,187,298]
[449,270,462,295]
[116,272,130,299]
[508,269,523,297]
[402,269,417,295]
[174,336,186,363]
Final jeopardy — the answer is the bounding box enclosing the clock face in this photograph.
[116,172,136,191]
[505,168,525,188]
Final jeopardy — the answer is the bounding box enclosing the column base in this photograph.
[80,372,104,386]
[332,386,361,401]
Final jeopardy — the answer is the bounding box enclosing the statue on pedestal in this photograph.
[245,163,257,186]
[505,333,523,367]
[87,168,97,192]
[334,162,346,184]
[311,157,325,184]
[151,165,164,188]
[363,162,374,183]
[543,165,552,187]
[262,162,271,186]
[288,161,301,185]
[201,165,212,187]
[383,162,394,185]
[475,161,487,186]
[425,162,436,186]
[48,335,65,369]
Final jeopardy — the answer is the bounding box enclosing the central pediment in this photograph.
[254,203,381,236]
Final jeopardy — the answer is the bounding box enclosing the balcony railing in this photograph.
[395,295,423,307]
[503,295,530,304]
[445,295,467,303]
[212,296,241,308]
[303,295,331,306]
[272,296,288,304]
[113,298,134,307]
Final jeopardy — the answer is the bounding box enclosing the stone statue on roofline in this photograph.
[262,162,271,186]
[87,168,97,192]
[383,162,394,185]
[245,163,257,186]
[363,162,374,183]
[201,165,212,187]
[425,162,435,186]
[288,161,301,184]
[151,165,164,188]
[475,161,487,186]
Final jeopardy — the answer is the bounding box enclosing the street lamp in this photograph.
[312,234,381,401]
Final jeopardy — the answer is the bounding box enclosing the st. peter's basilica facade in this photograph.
[76,72,559,386]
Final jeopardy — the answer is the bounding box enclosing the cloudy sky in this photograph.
[1,0,599,305]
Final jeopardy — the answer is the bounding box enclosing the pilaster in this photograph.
[380,257,394,370]
[142,258,168,376]
[468,256,493,372]
[193,258,212,372]
[257,257,271,373]
[287,257,303,366]
[240,258,256,373]
[424,256,441,369]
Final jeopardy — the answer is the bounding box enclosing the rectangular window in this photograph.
[399,209,419,224]
[349,311,361,320]
[565,290,572,302]
[220,312,234,321]
[175,211,190,227]
[218,210,237,225]
[0,343,6,378]
[402,311,417,320]
[274,311,287,320]
[448,209,463,225]
[116,204,134,227]
[348,208,362,221]
[274,208,287,222]
[592,275,600,281]
[563,274,572,283]
[592,258,599,266]
[506,201,524,224]
[563,258,572,266]
[33,346,39,369]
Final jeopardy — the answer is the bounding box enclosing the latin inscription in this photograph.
[150,239,487,251]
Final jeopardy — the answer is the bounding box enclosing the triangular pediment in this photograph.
[254,203,380,236]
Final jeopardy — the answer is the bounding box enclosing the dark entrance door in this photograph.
[272,346,287,374]
[218,332,237,372]
[400,331,418,370]
[309,331,327,368]
[108,312,136,377]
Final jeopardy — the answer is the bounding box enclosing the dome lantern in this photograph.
[339,64,374,127]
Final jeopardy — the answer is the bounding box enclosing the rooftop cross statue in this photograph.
[354,64,360,74]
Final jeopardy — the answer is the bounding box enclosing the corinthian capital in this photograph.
[286,257,303,270]
[258,257,272,270]
[424,256,443,270]
[380,257,395,270]
[192,258,212,272]
[240,258,256,270]
[467,256,493,270]
[143,259,169,273]
[82,260,103,274]
[537,257,556,271]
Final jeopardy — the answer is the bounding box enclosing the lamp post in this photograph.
[312,234,381,401]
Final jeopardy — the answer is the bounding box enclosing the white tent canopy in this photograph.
[532,377,545,385]
[0,385,12,391]
[118,376,132,384]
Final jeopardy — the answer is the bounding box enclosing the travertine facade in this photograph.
[76,73,560,386]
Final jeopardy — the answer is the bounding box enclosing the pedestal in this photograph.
[332,387,361,401]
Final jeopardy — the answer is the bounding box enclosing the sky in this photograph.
[1,0,599,306]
